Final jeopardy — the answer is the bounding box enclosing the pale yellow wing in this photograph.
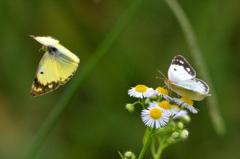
[31,52,79,96]
[31,52,60,96]
[54,52,79,85]
[31,36,80,97]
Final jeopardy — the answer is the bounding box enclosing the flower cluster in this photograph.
[127,84,196,129]
[121,83,205,159]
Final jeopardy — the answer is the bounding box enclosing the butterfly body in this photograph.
[31,36,80,97]
[165,55,210,101]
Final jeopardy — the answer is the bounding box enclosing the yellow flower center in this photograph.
[156,86,169,95]
[135,84,148,93]
[150,108,162,119]
[158,100,171,109]
[181,97,194,106]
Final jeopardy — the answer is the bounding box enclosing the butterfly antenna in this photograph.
[157,70,167,80]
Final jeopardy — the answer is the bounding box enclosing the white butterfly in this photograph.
[164,55,210,101]
[30,36,80,97]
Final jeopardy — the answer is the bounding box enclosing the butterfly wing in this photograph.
[31,52,60,96]
[165,78,210,101]
[168,55,196,82]
[31,36,80,97]
[31,51,79,96]
[166,55,210,101]
[176,78,209,94]
[54,49,79,85]
[30,35,59,46]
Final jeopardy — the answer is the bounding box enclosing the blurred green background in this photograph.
[0,0,239,158]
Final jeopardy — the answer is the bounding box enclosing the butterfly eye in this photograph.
[174,68,177,71]
[40,72,44,74]
[48,46,58,52]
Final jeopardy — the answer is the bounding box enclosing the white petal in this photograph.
[128,88,144,98]
[143,88,155,98]
[173,110,188,119]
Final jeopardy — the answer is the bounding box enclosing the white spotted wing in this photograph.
[165,55,210,101]
[168,55,196,82]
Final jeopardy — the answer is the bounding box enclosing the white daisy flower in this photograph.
[141,106,170,128]
[150,101,179,116]
[154,93,198,114]
[171,97,198,114]
[153,93,198,114]
[155,86,169,96]
[128,84,155,98]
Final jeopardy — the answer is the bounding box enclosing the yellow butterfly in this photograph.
[30,36,80,97]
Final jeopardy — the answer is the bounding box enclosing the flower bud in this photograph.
[124,151,136,159]
[171,132,179,138]
[177,122,184,129]
[145,98,151,104]
[182,115,191,123]
[126,104,135,112]
[180,129,189,139]
[149,95,158,100]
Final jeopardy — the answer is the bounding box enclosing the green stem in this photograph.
[23,0,144,159]
[152,137,166,159]
[164,0,225,135]
[151,138,156,156]
[138,128,152,159]
[153,146,164,159]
